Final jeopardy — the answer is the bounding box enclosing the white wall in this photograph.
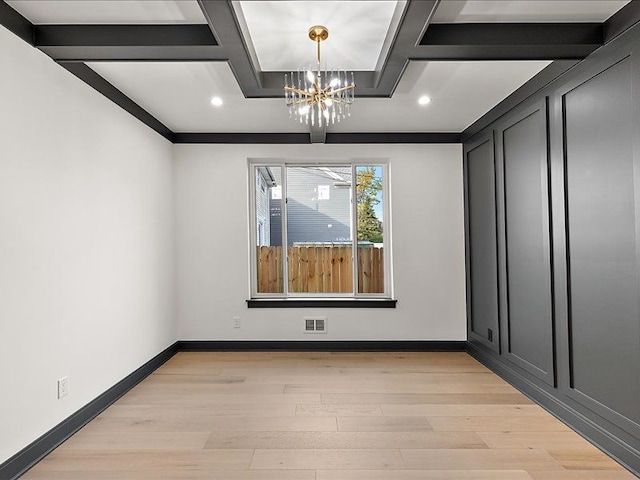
[0,26,175,463]
[174,143,466,341]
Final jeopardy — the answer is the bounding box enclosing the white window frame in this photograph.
[249,159,392,299]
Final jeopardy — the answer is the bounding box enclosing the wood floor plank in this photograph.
[477,431,594,449]
[117,392,321,406]
[316,470,534,479]
[548,449,628,470]
[204,431,487,450]
[428,416,572,432]
[100,403,297,418]
[337,416,433,432]
[285,383,519,394]
[322,393,532,405]
[527,470,638,479]
[296,404,383,417]
[81,415,337,433]
[59,431,211,451]
[21,470,317,480]
[250,449,405,470]
[382,404,546,417]
[400,449,563,470]
[22,449,255,478]
[335,372,505,384]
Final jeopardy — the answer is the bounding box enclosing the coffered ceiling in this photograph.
[0,0,635,143]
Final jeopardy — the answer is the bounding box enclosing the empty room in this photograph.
[1,0,639,478]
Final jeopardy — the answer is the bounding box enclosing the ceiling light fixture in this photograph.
[210,96,223,106]
[418,95,431,106]
[284,25,355,127]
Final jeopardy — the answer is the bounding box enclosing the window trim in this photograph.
[248,158,392,300]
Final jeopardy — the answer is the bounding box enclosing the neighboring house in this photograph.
[268,166,352,246]
[255,167,274,246]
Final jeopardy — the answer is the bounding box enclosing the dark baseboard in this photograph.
[178,340,466,352]
[467,342,640,478]
[0,342,179,480]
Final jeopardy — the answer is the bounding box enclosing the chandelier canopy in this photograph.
[284,26,356,127]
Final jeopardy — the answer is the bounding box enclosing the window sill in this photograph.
[246,299,397,309]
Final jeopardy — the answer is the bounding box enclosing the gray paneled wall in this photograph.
[465,137,500,353]
[563,57,640,428]
[498,100,556,386]
[464,23,640,476]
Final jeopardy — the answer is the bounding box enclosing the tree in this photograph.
[356,167,383,243]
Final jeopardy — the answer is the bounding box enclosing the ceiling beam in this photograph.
[418,23,603,60]
[197,0,264,96]
[604,0,640,43]
[372,0,440,97]
[0,0,33,45]
[59,62,173,142]
[36,24,222,61]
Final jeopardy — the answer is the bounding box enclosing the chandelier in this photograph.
[284,26,356,127]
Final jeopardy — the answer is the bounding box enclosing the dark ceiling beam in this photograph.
[172,132,461,144]
[326,132,461,144]
[0,0,34,45]
[59,62,173,142]
[173,133,311,144]
[35,24,222,61]
[604,0,640,43]
[372,0,440,97]
[418,23,602,60]
[260,71,377,96]
[197,0,265,97]
[36,25,217,47]
[411,44,598,61]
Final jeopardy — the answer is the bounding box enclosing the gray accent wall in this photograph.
[465,136,500,353]
[498,100,556,386]
[464,22,640,477]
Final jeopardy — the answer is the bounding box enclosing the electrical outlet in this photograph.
[57,377,68,399]
[233,316,241,328]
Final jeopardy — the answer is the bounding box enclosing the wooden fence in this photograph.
[257,245,384,294]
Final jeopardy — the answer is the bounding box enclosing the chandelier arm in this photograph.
[287,98,314,107]
[327,85,356,95]
[284,86,314,97]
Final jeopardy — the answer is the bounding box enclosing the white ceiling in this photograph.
[88,60,550,133]
[4,0,207,24]
[235,1,399,71]
[432,0,630,23]
[6,0,629,26]
[4,0,632,134]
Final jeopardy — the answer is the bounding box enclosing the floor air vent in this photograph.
[304,317,327,333]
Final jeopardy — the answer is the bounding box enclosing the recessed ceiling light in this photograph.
[210,96,223,107]
[418,95,431,106]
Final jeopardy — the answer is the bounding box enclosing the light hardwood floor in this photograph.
[22,352,637,479]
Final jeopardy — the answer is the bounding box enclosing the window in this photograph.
[250,162,390,298]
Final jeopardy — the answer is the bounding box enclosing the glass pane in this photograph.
[356,166,384,294]
[255,166,283,293]
[286,166,354,294]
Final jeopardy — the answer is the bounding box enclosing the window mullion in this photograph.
[281,164,289,296]
[352,163,358,297]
